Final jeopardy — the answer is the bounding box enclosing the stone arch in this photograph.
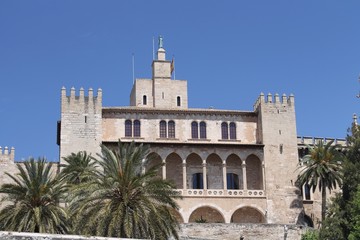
[146,152,162,178]
[186,153,203,189]
[189,206,225,223]
[246,154,263,190]
[226,154,243,189]
[166,152,183,189]
[303,214,314,227]
[169,208,184,223]
[231,206,266,223]
[206,153,223,189]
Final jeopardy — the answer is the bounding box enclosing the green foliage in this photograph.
[301,229,319,240]
[320,124,360,239]
[59,151,97,185]
[297,140,343,222]
[195,216,207,223]
[68,141,182,239]
[0,158,69,233]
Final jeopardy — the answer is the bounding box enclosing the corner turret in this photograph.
[59,87,102,162]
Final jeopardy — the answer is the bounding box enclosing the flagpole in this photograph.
[132,53,135,84]
[173,56,176,80]
[152,36,155,60]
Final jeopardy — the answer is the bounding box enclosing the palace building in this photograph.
[55,40,347,226]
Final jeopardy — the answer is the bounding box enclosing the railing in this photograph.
[177,189,265,198]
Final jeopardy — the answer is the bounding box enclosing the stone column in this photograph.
[242,160,247,190]
[262,162,266,190]
[162,159,166,180]
[202,159,207,190]
[222,160,227,191]
[142,158,146,174]
[182,160,187,190]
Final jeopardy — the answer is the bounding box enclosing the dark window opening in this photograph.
[134,120,141,137]
[200,121,207,139]
[160,120,167,138]
[229,122,236,140]
[177,96,181,107]
[227,173,239,189]
[125,120,132,137]
[191,121,198,139]
[221,122,228,139]
[192,173,203,189]
[143,95,147,105]
[168,120,175,138]
[304,184,311,200]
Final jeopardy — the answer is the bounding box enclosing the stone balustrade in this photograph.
[178,189,265,198]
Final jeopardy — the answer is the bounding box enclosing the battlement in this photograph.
[297,136,347,147]
[253,92,294,111]
[0,146,15,162]
[61,87,102,112]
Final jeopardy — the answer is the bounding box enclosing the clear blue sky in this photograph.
[0,1,359,161]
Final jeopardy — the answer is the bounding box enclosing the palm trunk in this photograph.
[321,184,326,223]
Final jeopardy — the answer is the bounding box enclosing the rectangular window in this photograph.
[192,173,203,189]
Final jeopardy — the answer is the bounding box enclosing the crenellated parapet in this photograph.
[297,136,347,147]
[61,87,102,113]
[253,92,295,111]
[0,146,15,162]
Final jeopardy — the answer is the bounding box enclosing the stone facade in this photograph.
[0,224,309,240]
[58,44,303,226]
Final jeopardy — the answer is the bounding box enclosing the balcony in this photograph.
[176,189,265,198]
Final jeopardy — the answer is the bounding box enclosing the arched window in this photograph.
[221,122,228,139]
[200,121,207,139]
[192,173,203,189]
[125,120,132,137]
[303,184,311,200]
[191,121,198,139]
[160,120,167,138]
[227,173,239,189]
[143,95,147,105]
[177,96,181,107]
[133,120,141,137]
[168,120,175,138]
[229,122,236,140]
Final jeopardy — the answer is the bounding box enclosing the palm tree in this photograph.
[60,151,97,185]
[297,140,343,223]
[69,141,182,239]
[0,158,69,233]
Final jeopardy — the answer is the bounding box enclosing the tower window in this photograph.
[168,120,175,138]
[191,121,198,139]
[133,120,141,137]
[160,120,167,138]
[143,95,147,105]
[200,121,207,139]
[177,96,181,107]
[125,120,132,137]
[229,122,237,140]
[221,122,228,139]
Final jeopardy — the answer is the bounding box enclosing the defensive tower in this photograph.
[254,93,301,223]
[59,87,102,163]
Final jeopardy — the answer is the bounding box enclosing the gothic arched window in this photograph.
[191,121,198,139]
[168,120,175,138]
[200,121,207,139]
[125,120,132,137]
[229,122,237,140]
[143,95,147,105]
[221,122,228,140]
[160,120,167,138]
[133,120,141,137]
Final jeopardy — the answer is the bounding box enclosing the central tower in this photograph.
[130,36,188,109]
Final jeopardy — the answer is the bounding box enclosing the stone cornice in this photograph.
[102,107,257,118]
